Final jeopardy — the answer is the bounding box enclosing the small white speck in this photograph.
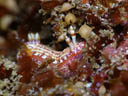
[82,43,84,46]
[78,47,81,50]
[85,83,92,88]
[53,60,58,64]
[39,87,43,91]
[27,45,33,49]
[101,43,105,47]
[83,65,86,68]
[126,50,128,55]
[89,47,92,50]
[42,55,47,59]
[72,48,77,53]
[63,56,67,60]
[34,52,41,56]
[60,59,63,63]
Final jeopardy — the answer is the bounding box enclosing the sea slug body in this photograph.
[17,29,85,78]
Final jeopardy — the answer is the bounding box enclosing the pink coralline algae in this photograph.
[103,39,128,68]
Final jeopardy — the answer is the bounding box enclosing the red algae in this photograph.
[77,61,93,82]
[120,71,128,87]
[0,5,9,17]
[110,81,128,96]
[32,70,63,88]
[37,0,63,10]
[0,64,12,79]
[90,72,107,95]
[17,49,38,83]
[18,84,33,96]
[32,70,54,87]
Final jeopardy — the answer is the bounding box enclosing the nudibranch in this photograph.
[17,26,85,78]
